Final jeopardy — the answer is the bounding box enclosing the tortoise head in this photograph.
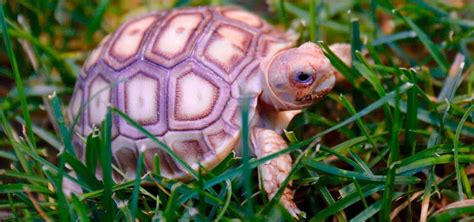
[261,42,336,110]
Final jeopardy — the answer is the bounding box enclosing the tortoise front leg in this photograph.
[252,127,301,218]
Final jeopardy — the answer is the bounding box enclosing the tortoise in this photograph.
[68,6,336,217]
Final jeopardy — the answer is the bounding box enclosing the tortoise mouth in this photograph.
[313,73,336,95]
[294,74,335,104]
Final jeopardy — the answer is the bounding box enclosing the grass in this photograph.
[0,0,473,221]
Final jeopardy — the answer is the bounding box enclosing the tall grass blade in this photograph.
[48,93,75,156]
[240,96,254,216]
[0,3,36,148]
[131,147,145,221]
[453,105,474,200]
[310,184,384,221]
[86,0,111,43]
[70,194,91,222]
[100,107,115,221]
[380,85,401,221]
[394,10,449,72]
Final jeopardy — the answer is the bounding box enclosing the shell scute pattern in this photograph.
[215,6,272,32]
[73,7,295,179]
[195,20,258,83]
[144,8,212,68]
[168,61,230,131]
[103,13,161,71]
[116,61,168,139]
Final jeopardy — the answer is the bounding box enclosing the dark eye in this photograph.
[295,72,314,84]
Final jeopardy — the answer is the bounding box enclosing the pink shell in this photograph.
[70,6,295,179]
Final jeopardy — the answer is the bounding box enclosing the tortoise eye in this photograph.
[294,72,314,85]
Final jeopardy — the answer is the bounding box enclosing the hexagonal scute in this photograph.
[257,35,295,58]
[222,97,259,130]
[196,22,257,83]
[116,62,167,139]
[215,7,270,32]
[164,131,213,172]
[104,14,159,71]
[203,120,240,162]
[125,73,159,124]
[87,75,111,127]
[145,8,211,68]
[168,62,230,130]
[231,61,261,98]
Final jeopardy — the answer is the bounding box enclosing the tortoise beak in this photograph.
[312,73,336,100]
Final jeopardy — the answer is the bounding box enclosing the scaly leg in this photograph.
[252,127,301,217]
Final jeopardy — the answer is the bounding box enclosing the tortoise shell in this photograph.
[69,6,296,179]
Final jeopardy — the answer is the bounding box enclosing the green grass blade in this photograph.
[48,93,75,156]
[350,18,362,61]
[163,183,181,221]
[177,140,311,204]
[310,184,384,221]
[319,186,346,222]
[15,116,62,151]
[0,184,53,195]
[428,204,474,222]
[70,194,91,222]
[453,105,474,200]
[6,28,76,85]
[0,170,49,184]
[388,99,474,137]
[0,3,36,148]
[438,55,465,101]
[130,147,145,221]
[420,167,435,222]
[63,152,101,191]
[340,95,377,150]
[403,69,418,155]
[350,192,405,222]
[153,154,161,176]
[85,132,100,176]
[380,85,401,221]
[304,160,419,184]
[86,0,111,43]
[319,41,359,85]
[349,151,374,175]
[240,97,254,216]
[278,0,288,26]
[372,31,417,46]
[215,180,232,221]
[53,153,71,221]
[394,9,449,72]
[316,82,413,137]
[100,107,115,221]
[353,179,372,222]
[0,110,30,174]
[320,147,365,172]
[398,154,474,175]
